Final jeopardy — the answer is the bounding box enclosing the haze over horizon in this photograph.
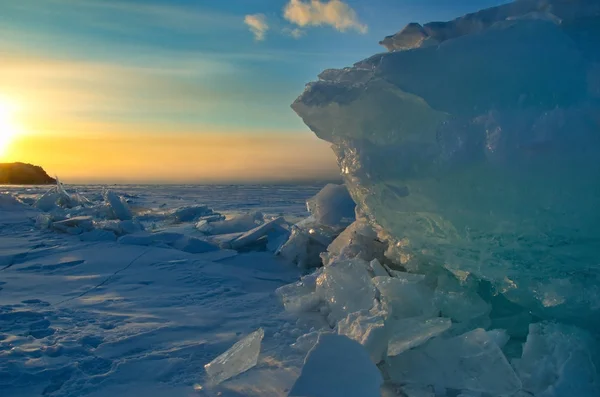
[0,0,509,183]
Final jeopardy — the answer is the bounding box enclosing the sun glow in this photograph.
[0,97,20,158]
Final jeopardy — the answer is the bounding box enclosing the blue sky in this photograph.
[0,0,509,182]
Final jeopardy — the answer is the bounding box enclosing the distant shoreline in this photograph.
[0,162,56,185]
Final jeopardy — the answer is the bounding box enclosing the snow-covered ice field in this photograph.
[3,181,599,397]
[0,184,326,397]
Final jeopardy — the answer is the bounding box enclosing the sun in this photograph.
[0,97,20,159]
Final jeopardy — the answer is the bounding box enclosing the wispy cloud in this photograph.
[283,0,367,34]
[283,27,306,39]
[244,14,269,41]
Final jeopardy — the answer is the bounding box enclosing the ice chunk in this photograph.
[387,317,452,357]
[103,190,132,221]
[167,205,213,223]
[372,276,437,320]
[291,330,333,352]
[306,184,355,229]
[369,258,390,277]
[277,228,313,268]
[321,219,386,266]
[197,211,263,235]
[52,216,94,234]
[338,307,388,363]
[229,217,287,250]
[204,328,264,386]
[288,333,383,397]
[515,322,600,396]
[276,269,323,314]
[387,328,521,395]
[316,258,376,323]
[35,185,73,211]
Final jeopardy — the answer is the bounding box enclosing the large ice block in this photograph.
[515,322,600,396]
[204,328,264,386]
[306,183,356,229]
[386,328,522,395]
[288,333,383,397]
[316,258,376,324]
[291,0,600,328]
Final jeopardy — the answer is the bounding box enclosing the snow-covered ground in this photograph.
[0,184,325,397]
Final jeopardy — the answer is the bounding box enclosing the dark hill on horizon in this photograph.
[0,162,56,185]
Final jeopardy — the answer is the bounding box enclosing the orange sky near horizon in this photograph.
[0,53,340,184]
[1,127,340,183]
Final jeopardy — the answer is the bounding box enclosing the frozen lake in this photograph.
[0,183,329,397]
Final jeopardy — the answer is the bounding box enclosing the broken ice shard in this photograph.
[515,322,600,396]
[387,317,452,357]
[104,190,132,221]
[337,307,388,364]
[289,333,383,397]
[316,258,376,324]
[204,328,264,386]
[387,328,521,395]
[291,0,600,328]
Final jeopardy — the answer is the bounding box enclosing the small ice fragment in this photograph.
[289,333,383,397]
[198,212,264,235]
[387,317,452,357]
[276,270,323,314]
[204,328,264,386]
[316,258,376,323]
[230,217,286,250]
[369,258,390,277]
[321,219,385,266]
[291,330,332,352]
[338,308,388,363]
[104,190,132,221]
[388,270,426,283]
[168,205,213,222]
[52,216,94,233]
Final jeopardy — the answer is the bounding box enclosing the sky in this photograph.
[0,0,508,183]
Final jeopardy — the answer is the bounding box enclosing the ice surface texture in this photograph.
[288,333,383,397]
[292,0,600,328]
[204,328,264,386]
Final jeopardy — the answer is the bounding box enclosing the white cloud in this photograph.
[283,27,306,39]
[244,14,269,41]
[283,0,367,33]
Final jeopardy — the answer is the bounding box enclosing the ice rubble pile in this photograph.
[292,0,600,329]
[23,181,293,254]
[279,0,600,395]
[276,208,600,396]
